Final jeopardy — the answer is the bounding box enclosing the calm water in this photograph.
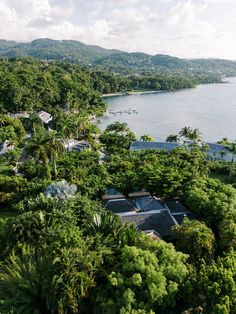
[98,77,236,142]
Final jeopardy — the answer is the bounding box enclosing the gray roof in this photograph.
[104,198,136,214]
[64,139,90,153]
[165,200,198,224]
[205,143,231,161]
[120,210,177,237]
[165,200,189,214]
[130,141,181,151]
[132,196,166,212]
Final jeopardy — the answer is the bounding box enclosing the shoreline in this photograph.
[101,90,162,98]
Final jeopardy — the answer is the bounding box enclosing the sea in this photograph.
[98,77,236,142]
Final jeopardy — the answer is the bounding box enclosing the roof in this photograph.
[130,141,180,151]
[165,200,189,214]
[64,140,90,152]
[37,111,52,124]
[104,198,137,214]
[128,191,150,198]
[102,194,125,201]
[144,230,161,240]
[173,212,197,224]
[165,200,198,224]
[120,210,177,237]
[132,196,166,212]
[205,143,231,161]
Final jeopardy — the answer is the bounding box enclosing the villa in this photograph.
[103,192,196,240]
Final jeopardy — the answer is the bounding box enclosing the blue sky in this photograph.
[0,0,235,59]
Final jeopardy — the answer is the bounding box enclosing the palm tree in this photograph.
[55,113,77,140]
[25,127,64,179]
[226,141,236,180]
[28,112,42,134]
[179,126,192,139]
[166,134,179,143]
[140,134,154,142]
[189,128,202,143]
[0,246,50,314]
[179,126,192,145]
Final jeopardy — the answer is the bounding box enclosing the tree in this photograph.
[225,141,236,180]
[100,122,136,153]
[166,134,179,143]
[92,240,188,313]
[173,218,215,263]
[25,127,64,179]
[140,134,154,142]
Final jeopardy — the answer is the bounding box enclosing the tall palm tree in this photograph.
[179,126,192,145]
[25,127,64,179]
[55,113,77,140]
[226,141,236,180]
[189,128,202,143]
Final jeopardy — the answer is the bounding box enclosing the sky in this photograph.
[0,0,235,59]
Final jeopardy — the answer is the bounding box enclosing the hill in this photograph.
[0,38,236,75]
[0,38,121,64]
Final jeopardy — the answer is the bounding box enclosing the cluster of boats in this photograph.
[109,108,139,115]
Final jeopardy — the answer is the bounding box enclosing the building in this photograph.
[130,141,232,161]
[130,141,180,152]
[103,193,196,240]
[37,111,53,124]
[64,139,90,153]
[205,143,231,161]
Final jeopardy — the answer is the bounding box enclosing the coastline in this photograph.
[101,90,162,98]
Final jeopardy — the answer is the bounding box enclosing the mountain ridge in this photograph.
[0,38,236,75]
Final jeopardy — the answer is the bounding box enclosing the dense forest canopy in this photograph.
[0,57,236,313]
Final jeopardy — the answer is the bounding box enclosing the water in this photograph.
[98,77,236,142]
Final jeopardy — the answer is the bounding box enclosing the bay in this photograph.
[98,77,236,142]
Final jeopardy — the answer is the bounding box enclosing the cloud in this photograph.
[0,0,235,59]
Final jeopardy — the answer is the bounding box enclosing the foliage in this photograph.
[173,218,215,262]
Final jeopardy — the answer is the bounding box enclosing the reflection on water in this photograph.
[99,77,236,142]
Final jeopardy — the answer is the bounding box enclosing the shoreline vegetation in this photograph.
[101,79,227,98]
[102,90,163,98]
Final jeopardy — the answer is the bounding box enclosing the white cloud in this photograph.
[0,0,235,59]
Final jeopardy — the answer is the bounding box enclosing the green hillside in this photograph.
[0,38,236,75]
[0,38,121,64]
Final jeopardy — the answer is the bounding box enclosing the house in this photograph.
[205,143,231,161]
[130,141,181,152]
[130,141,232,162]
[103,192,196,240]
[0,140,15,155]
[37,111,53,124]
[119,210,177,240]
[64,139,90,153]
[165,200,197,224]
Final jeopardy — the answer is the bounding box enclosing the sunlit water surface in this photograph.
[98,77,236,142]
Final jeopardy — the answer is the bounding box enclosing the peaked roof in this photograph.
[132,196,166,212]
[104,198,136,214]
[120,210,177,237]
